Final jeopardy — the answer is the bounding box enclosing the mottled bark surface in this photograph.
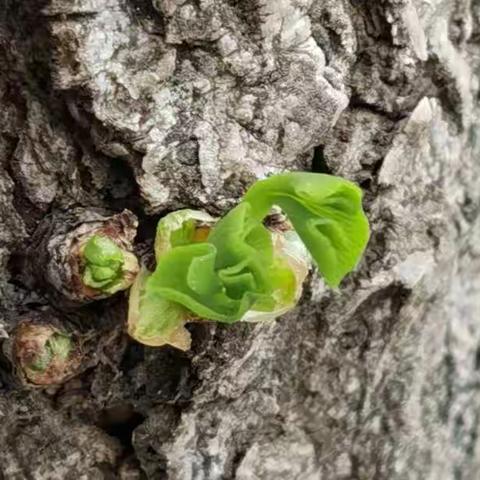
[1,0,480,479]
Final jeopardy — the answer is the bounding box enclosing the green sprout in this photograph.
[29,333,72,373]
[82,235,138,294]
[128,173,370,349]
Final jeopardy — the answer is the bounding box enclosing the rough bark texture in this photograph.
[1,0,480,479]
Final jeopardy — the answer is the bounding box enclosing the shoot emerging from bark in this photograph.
[128,173,370,350]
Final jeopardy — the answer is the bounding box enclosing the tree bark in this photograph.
[1,0,479,479]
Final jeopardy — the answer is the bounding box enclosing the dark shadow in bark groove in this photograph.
[311,145,333,175]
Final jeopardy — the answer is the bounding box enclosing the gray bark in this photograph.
[1,0,480,479]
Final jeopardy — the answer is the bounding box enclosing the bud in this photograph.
[154,209,217,261]
[81,234,139,295]
[9,320,82,386]
[25,208,139,306]
[128,209,216,350]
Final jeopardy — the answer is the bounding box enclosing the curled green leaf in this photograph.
[243,172,370,288]
[147,203,298,323]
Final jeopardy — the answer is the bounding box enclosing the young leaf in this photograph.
[146,203,293,323]
[81,234,139,294]
[242,172,369,287]
[82,235,124,289]
[128,267,192,350]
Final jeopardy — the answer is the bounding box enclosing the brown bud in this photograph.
[6,319,83,386]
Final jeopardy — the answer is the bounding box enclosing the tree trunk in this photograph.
[1,0,479,479]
